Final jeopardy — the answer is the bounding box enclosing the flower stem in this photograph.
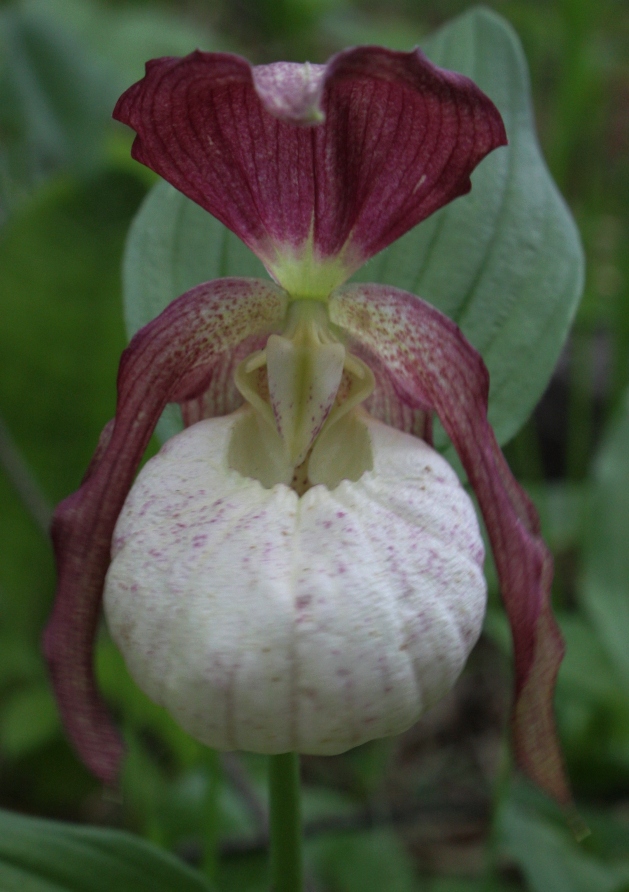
[269,752,303,892]
[201,748,221,881]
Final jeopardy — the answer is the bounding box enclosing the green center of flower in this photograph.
[228,300,375,493]
[265,232,358,300]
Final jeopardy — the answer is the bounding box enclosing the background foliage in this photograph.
[1,0,628,889]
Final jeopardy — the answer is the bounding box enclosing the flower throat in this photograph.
[228,300,375,494]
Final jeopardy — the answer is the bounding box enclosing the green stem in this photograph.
[269,752,304,892]
[201,748,221,881]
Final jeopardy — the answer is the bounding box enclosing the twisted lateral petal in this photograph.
[329,283,570,806]
[113,48,506,289]
[44,279,287,783]
[180,333,268,426]
[356,345,434,443]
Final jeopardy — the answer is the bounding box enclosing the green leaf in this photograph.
[0,631,42,688]
[20,0,220,98]
[215,852,268,892]
[524,481,586,554]
[557,615,628,712]
[0,0,219,212]
[500,801,629,892]
[358,6,583,447]
[581,391,629,687]
[0,5,112,209]
[310,829,419,892]
[0,683,59,757]
[0,807,213,892]
[553,614,629,793]
[0,168,144,505]
[0,168,145,692]
[425,881,513,892]
[122,7,582,447]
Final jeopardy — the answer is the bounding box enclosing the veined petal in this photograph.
[44,278,287,783]
[113,47,506,296]
[358,345,434,443]
[180,333,268,426]
[329,283,570,806]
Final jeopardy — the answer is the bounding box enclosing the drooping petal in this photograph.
[113,47,507,295]
[357,345,434,443]
[179,333,267,426]
[329,283,570,806]
[44,278,287,783]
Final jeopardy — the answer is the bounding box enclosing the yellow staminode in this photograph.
[232,300,375,491]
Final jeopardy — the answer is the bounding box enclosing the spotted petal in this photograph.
[329,282,570,806]
[113,47,506,297]
[43,278,287,783]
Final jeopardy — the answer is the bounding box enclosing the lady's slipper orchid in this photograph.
[44,45,570,806]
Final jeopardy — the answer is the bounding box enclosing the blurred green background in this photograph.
[1,0,629,890]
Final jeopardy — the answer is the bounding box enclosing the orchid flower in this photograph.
[44,46,570,806]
